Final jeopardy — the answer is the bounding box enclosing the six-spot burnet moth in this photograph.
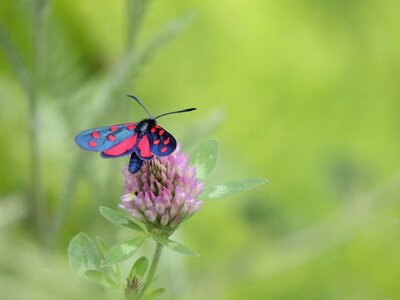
[75,95,196,173]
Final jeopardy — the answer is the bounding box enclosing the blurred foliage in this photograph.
[1,0,400,299]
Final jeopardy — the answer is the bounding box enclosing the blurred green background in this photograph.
[1,0,400,299]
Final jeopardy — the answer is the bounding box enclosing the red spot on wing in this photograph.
[151,127,156,133]
[91,131,100,139]
[159,129,165,135]
[89,141,97,147]
[164,137,170,145]
[108,134,116,141]
[153,139,160,145]
[161,147,168,153]
[126,123,136,130]
[138,135,152,158]
[103,134,137,156]
[110,125,118,131]
[155,125,161,128]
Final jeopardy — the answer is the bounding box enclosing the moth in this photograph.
[75,95,196,173]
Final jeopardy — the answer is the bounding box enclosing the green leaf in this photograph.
[84,270,119,289]
[128,256,149,281]
[146,288,166,300]
[189,140,218,180]
[200,178,269,200]
[96,236,109,255]
[153,235,199,256]
[102,236,146,266]
[96,235,121,281]
[100,206,146,233]
[68,233,101,275]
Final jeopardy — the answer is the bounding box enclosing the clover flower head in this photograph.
[120,145,204,235]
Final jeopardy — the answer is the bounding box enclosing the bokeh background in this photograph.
[1,0,400,299]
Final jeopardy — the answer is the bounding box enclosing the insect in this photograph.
[75,95,196,173]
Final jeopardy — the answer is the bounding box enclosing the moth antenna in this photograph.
[155,108,196,119]
[126,95,154,119]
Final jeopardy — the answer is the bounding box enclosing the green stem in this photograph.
[0,27,30,95]
[30,0,48,243]
[143,242,163,291]
[126,0,148,50]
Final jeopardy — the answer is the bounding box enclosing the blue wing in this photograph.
[75,122,137,158]
[147,125,177,156]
